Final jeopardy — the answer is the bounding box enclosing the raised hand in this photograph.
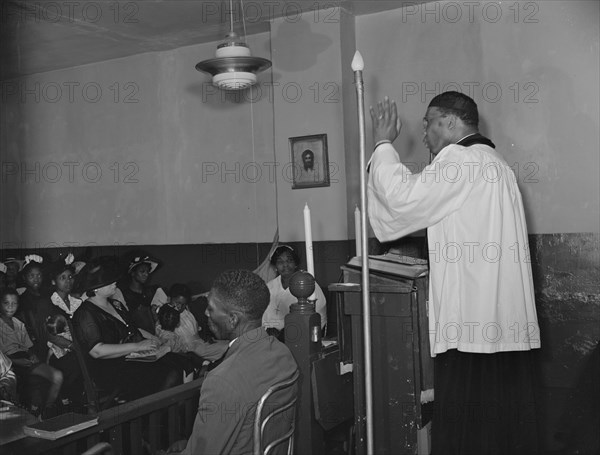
[369,96,402,144]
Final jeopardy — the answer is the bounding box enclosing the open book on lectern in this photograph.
[346,250,428,279]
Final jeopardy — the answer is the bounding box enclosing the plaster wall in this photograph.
[0,33,277,247]
[354,0,599,234]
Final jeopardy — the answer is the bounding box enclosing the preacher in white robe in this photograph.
[368,138,540,357]
[368,92,540,455]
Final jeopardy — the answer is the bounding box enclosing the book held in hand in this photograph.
[23,412,98,440]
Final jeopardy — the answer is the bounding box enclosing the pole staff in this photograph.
[352,50,374,455]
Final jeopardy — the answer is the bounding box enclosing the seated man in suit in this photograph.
[167,269,298,454]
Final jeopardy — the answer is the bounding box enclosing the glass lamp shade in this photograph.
[195,33,272,90]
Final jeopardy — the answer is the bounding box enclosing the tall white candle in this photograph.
[303,203,315,276]
[355,206,362,256]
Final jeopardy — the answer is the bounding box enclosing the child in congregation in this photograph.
[168,284,228,362]
[153,284,228,362]
[155,305,187,353]
[0,288,63,416]
[2,257,24,290]
[45,314,73,362]
[0,349,18,404]
[166,284,201,349]
[45,254,85,408]
[15,255,54,360]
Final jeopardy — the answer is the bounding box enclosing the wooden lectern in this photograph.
[329,256,433,455]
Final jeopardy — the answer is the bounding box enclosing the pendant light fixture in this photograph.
[195,0,272,90]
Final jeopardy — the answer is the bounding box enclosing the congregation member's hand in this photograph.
[145,333,161,343]
[370,96,402,144]
[135,338,157,352]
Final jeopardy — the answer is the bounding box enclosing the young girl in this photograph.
[50,253,83,317]
[45,314,72,361]
[0,288,63,415]
[166,285,229,362]
[45,254,84,408]
[167,284,201,349]
[155,304,187,353]
[15,255,53,360]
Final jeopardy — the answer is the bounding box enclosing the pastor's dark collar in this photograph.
[456,133,495,149]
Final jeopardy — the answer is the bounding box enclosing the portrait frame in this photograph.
[289,134,330,189]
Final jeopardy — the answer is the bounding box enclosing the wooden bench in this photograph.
[2,377,203,455]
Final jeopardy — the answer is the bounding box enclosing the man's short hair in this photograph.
[429,91,479,127]
[211,269,270,321]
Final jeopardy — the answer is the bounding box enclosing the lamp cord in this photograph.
[229,0,234,36]
[241,0,248,42]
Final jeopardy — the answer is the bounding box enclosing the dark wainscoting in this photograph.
[3,232,597,379]
[1,240,353,336]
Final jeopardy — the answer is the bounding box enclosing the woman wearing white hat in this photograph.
[119,255,160,335]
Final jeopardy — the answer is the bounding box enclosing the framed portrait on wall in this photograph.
[289,134,330,189]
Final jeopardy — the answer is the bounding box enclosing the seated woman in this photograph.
[72,259,181,402]
[44,254,85,408]
[119,255,161,335]
[262,245,327,339]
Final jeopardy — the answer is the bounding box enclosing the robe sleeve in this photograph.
[368,143,476,241]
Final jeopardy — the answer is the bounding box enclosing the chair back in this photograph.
[253,370,300,455]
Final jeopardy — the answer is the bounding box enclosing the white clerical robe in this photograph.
[368,142,540,356]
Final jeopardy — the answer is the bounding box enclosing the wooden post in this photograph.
[285,271,324,455]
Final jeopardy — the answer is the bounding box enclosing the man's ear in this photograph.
[228,311,241,329]
[446,114,457,130]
